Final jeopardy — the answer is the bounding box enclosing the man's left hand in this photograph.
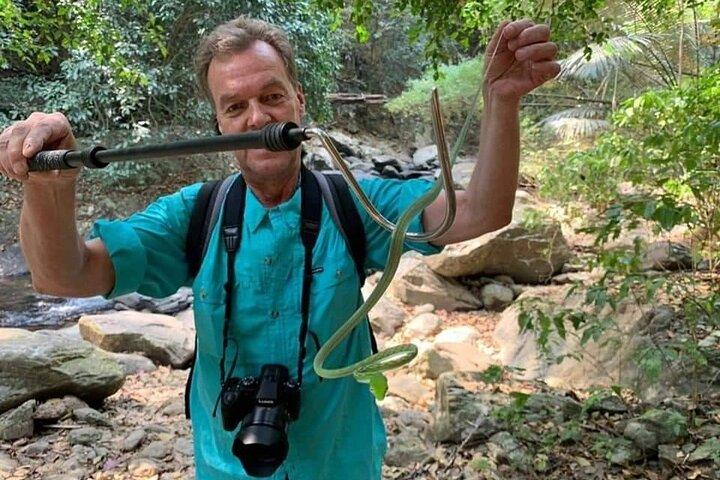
[483,19,560,101]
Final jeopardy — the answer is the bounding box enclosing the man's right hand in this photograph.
[0,112,79,183]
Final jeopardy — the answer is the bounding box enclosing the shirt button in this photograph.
[271,310,279,319]
[335,269,343,278]
[264,256,272,265]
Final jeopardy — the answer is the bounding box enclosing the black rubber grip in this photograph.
[28,150,73,171]
[263,122,303,151]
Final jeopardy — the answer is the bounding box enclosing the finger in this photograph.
[486,20,511,56]
[0,133,10,180]
[7,123,30,180]
[532,61,561,82]
[507,24,550,51]
[22,122,56,159]
[502,19,535,41]
[515,42,558,62]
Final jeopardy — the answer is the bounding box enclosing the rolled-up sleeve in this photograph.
[355,177,443,270]
[89,183,202,299]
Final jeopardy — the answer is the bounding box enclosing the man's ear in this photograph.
[296,84,306,120]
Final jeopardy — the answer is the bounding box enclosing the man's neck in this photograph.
[245,167,301,208]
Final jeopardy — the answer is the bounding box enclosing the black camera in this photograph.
[220,364,301,477]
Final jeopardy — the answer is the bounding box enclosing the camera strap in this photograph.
[218,164,321,391]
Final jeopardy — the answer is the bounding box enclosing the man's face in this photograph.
[208,41,305,183]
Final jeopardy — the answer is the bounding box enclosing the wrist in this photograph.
[483,87,521,111]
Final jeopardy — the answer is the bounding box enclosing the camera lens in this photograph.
[233,406,289,477]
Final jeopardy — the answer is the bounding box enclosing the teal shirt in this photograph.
[92,175,441,479]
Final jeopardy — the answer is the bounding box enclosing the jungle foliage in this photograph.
[0,0,340,138]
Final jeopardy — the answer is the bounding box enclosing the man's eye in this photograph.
[226,104,244,114]
[267,94,284,103]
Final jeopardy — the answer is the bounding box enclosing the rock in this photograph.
[24,439,51,457]
[174,308,195,330]
[122,429,147,452]
[73,407,112,427]
[451,161,474,189]
[658,444,683,466]
[480,283,515,311]
[487,431,530,469]
[398,410,430,431]
[418,350,453,380]
[414,304,435,314]
[0,329,124,414]
[434,326,481,345]
[426,207,572,283]
[173,437,194,458]
[384,429,429,467]
[0,244,28,277]
[78,310,195,368]
[35,396,88,422]
[688,437,720,463]
[419,342,493,380]
[113,287,193,315]
[372,155,403,171]
[366,296,406,337]
[586,394,628,414]
[387,374,431,405]
[0,399,35,440]
[140,440,173,459]
[494,275,515,286]
[160,399,185,417]
[428,371,508,443]
[492,286,683,400]
[639,305,676,333]
[128,458,160,477]
[411,145,437,169]
[608,439,643,465]
[0,451,19,471]
[623,409,688,451]
[404,313,442,338]
[68,427,103,446]
[389,257,481,311]
[641,241,693,271]
[108,352,158,376]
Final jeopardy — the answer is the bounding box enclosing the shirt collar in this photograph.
[244,173,302,233]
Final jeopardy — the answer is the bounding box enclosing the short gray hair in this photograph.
[194,16,299,107]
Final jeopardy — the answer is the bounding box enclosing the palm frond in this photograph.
[559,34,662,82]
[539,106,609,140]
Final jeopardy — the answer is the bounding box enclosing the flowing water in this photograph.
[0,275,113,329]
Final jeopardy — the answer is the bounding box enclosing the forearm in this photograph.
[424,94,520,246]
[464,93,520,228]
[19,178,88,294]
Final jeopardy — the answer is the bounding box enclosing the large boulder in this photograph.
[426,194,572,283]
[427,222,571,284]
[78,311,195,368]
[389,256,481,311]
[492,286,692,401]
[0,329,125,414]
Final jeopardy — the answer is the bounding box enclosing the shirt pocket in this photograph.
[192,280,226,359]
[313,254,358,293]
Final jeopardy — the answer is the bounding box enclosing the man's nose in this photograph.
[246,101,271,130]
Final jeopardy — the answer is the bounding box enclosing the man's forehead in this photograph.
[208,42,293,98]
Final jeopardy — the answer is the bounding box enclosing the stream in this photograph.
[0,275,113,329]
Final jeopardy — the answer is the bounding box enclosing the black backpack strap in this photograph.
[317,172,377,354]
[186,180,221,279]
[184,175,238,419]
[321,172,367,285]
[186,176,237,279]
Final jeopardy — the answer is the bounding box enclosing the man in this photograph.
[0,16,558,480]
